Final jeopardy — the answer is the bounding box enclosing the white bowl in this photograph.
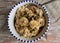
[8,0,50,43]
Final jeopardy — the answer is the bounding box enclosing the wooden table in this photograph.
[0,0,60,43]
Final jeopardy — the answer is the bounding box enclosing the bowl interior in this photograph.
[9,2,49,41]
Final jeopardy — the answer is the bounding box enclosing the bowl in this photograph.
[8,0,50,43]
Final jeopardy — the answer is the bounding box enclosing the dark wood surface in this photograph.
[0,0,60,43]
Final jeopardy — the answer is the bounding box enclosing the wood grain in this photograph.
[0,0,60,43]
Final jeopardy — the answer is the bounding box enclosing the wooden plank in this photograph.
[0,0,60,43]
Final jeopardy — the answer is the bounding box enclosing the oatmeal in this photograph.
[14,4,45,38]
